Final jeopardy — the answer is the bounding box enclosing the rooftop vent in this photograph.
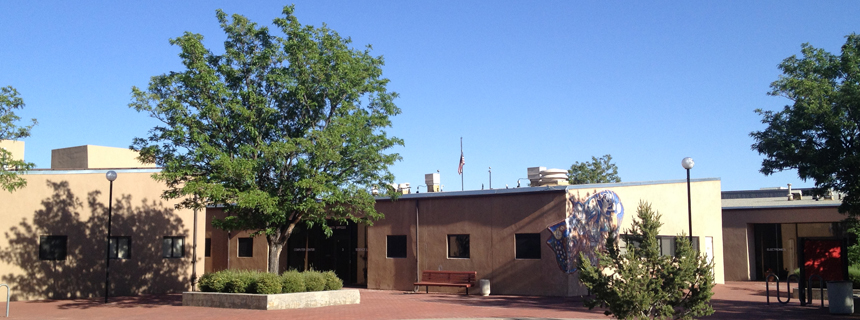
[424,173,440,192]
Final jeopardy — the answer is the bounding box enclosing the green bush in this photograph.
[323,271,343,290]
[303,270,326,292]
[197,269,342,294]
[223,270,256,293]
[849,265,860,288]
[253,272,283,294]
[282,270,306,293]
[198,271,229,292]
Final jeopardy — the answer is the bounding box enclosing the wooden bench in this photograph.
[414,270,477,295]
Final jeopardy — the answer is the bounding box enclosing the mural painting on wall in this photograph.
[546,190,624,273]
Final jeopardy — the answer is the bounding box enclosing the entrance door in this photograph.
[754,224,784,280]
[285,221,357,284]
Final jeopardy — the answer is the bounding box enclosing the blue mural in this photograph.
[546,190,624,273]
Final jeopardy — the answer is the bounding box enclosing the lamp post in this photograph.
[681,157,694,244]
[104,170,117,303]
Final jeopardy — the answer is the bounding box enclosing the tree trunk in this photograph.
[267,239,284,274]
[266,224,298,274]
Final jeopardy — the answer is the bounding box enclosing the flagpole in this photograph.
[460,137,464,191]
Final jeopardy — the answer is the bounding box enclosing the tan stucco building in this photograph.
[0,142,203,301]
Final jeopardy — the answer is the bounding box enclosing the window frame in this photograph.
[386,235,408,258]
[109,236,131,259]
[619,234,699,257]
[204,238,211,258]
[237,237,254,257]
[515,233,542,260]
[162,236,184,258]
[447,234,471,259]
[39,235,68,261]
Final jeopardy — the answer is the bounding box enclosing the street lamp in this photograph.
[681,157,694,244]
[104,170,117,303]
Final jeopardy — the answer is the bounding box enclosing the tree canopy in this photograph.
[0,86,37,192]
[751,34,860,215]
[579,201,715,319]
[130,6,403,273]
[567,154,620,185]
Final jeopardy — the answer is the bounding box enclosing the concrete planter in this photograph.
[182,289,360,310]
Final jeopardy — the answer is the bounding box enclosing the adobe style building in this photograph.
[3,139,729,299]
[721,188,849,281]
[0,142,204,301]
[366,178,725,296]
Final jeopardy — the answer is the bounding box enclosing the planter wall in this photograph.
[182,289,360,310]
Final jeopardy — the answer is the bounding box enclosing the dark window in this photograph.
[109,236,131,259]
[162,236,184,258]
[204,238,211,257]
[238,237,253,257]
[386,235,407,258]
[39,235,67,260]
[515,233,541,259]
[447,234,470,259]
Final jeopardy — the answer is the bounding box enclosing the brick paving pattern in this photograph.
[3,282,858,319]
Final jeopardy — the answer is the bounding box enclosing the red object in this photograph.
[458,152,465,175]
[803,239,844,281]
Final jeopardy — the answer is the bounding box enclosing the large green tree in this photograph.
[579,201,715,320]
[0,86,37,192]
[130,6,403,273]
[568,154,620,185]
[751,34,860,215]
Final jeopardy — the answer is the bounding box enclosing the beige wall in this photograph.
[367,179,724,296]
[597,179,725,284]
[0,140,25,162]
[721,206,845,281]
[0,169,202,301]
[51,145,155,169]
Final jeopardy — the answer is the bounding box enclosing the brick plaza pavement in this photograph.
[2,282,858,319]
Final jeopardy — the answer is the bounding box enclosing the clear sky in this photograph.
[1,1,858,192]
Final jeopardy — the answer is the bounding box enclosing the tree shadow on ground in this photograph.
[0,180,190,306]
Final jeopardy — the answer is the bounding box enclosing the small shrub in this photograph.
[849,265,860,288]
[253,272,283,294]
[304,270,326,292]
[223,270,255,293]
[198,271,228,292]
[282,270,306,293]
[322,271,343,291]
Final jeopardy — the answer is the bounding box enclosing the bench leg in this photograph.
[466,287,468,295]
[426,286,428,293]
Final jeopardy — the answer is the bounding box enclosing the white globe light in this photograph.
[106,170,118,182]
[681,157,695,170]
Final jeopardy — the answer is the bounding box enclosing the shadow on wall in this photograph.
[0,180,190,301]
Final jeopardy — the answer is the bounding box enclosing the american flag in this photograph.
[458,151,465,175]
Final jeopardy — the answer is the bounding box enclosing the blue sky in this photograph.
[1,1,858,192]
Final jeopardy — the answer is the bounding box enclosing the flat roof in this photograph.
[20,168,161,175]
[376,177,720,201]
[721,196,841,210]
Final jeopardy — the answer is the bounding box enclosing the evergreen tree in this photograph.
[579,201,714,319]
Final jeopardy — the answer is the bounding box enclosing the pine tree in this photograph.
[579,201,715,319]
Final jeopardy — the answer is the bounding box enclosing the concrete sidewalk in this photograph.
[2,282,856,319]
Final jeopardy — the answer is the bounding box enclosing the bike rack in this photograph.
[0,284,9,317]
[805,274,825,308]
[765,273,797,305]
